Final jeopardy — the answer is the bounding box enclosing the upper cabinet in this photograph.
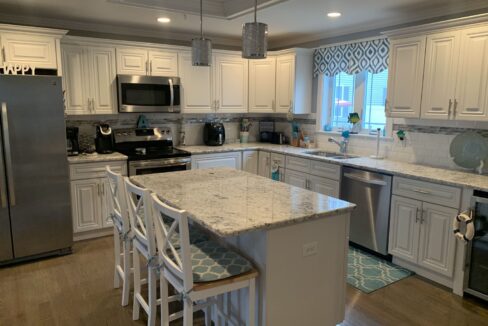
[0,24,67,74]
[213,52,248,113]
[179,51,214,113]
[116,47,178,77]
[387,20,488,121]
[62,43,117,115]
[386,36,426,118]
[249,57,276,113]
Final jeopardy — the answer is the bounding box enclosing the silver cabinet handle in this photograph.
[169,78,174,111]
[1,47,5,62]
[149,60,152,75]
[421,210,426,224]
[0,103,8,208]
[1,103,15,206]
[216,100,220,110]
[448,99,452,117]
[343,173,387,186]
[145,61,149,75]
[453,99,458,117]
[102,183,105,196]
[98,183,101,196]
[415,207,420,223]
[272,99,275,110]
[412,187,431,195]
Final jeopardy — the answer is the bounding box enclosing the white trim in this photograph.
[312,35,388,50]
[0,23,67,37]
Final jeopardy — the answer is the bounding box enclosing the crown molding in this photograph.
[0,22,67,37]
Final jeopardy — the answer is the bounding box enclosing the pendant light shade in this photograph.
[242,0,268,59]
[192,0,212,66]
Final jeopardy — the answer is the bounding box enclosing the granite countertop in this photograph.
[179,143,488,192]
[67,152,128,164]
[131,168,356,237]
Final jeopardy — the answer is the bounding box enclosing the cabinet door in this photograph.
[148,50,178,77]
[71,179,102,233]
[116,48,148,75]
[213,53,248,113]
[388,195,421,263]
[242,151,259,174]
[249,57,276,112]
[258,151,271,178]
[454,26,488,121]
[178,52,214,113]
[418,203,457,277]
[100,178,113,228]
[309,175,340,197]
[191,152,242,170]
[284,169,308,190]
[1,32,57,69]
[386,36,426,118]
[421,31,460,120]
[62,45,91,115]
[275,54,295,113]
[89,47,117,114]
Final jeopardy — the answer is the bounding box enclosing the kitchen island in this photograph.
[132,168,355,326]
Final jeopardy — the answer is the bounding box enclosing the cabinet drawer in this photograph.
[309,160,341,180]
[70,161,127,180]
[392,177,461,209]
[285,155,310,173]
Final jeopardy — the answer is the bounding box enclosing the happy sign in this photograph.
[2,63,36,75]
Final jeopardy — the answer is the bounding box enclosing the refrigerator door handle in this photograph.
[0,103,7,208]
[1,102,15,206]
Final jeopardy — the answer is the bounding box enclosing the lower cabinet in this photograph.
[191,152,242,170]
[389,194,458,277]
[258,151,271,177]
[257,151,285,180]
[242,150,259,174]
[285,169,340,197]
[69,160,127,240]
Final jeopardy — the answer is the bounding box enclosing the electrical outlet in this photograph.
[302,241,318,257]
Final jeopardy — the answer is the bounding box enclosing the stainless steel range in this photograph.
[114,127,191,176]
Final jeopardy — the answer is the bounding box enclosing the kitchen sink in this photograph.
[304,151,359,160]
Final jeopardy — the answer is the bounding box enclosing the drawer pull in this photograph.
[412,188,431,195]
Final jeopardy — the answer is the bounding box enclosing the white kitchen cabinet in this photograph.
[249,57,276,113]
[386,36,426,118]
[285,169,308,189]
[389,180,459,277]
[454,25,488,121]
[179,51,213,113]
[191,152,242,170]
[421,31,460,120]
[417,203,457,276]
[258,151,271,177]
[309,175,340,198]
[1,32,57,69]
[69,160,127,240]
[70,179,103,233]
[389,195,422,264]
[242,150,259,174]
[62,44,117,115]
[213,53,248,113]
[116,47,178,76]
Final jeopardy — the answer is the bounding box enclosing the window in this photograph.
[320,69,388,134]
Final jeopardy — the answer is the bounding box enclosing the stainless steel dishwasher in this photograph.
[341,167,392,255]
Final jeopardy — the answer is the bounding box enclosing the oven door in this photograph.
[128,158,190,176]
[117,75,180,113]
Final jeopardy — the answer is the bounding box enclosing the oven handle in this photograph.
[129,158,190,169]
[169,78,174,111]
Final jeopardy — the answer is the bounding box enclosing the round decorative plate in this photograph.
[450,132,488,169]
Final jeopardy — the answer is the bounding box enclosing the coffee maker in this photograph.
[66,126,80,156]
[95,124,114,154]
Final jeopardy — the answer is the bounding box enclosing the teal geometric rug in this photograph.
[347,246,414,293]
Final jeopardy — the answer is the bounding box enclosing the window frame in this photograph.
[317,71,392,137]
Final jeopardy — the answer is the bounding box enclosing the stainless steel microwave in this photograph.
[117,75,181,113]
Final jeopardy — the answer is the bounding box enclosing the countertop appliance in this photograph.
[95,124,114,154]
[203,122,225,146]
[341,167,393,256]
[0,75,72,265]
[271,132,286,145]
[114,127,191,176]
[259,121,274,143]
[465,190,488,301]
[117,75,180,113]
[66,126,80,156]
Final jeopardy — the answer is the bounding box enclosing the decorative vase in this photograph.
[240,131,249,143]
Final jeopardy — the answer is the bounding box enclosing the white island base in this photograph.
[221,213,350,326]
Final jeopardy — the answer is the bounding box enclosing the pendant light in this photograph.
[242,0,268,59]
[192,0,212,66]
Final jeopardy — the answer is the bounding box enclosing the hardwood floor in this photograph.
[0,236,487,326]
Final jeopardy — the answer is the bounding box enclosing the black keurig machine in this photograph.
[95,124,114,154]
[203,122,225,146]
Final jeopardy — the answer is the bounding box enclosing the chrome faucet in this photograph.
[328,137,349,154]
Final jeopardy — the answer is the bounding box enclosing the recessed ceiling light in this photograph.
[327,12,342,18]
[157,17,171,23]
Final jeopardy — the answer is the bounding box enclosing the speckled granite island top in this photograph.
[67,152,128,164]
[132,168,355,237]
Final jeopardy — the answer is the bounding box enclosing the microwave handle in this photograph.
[169,78,174,111]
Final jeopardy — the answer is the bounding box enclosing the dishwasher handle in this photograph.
[343,172,388,186]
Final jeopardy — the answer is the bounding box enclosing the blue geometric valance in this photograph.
[313,38,390,77]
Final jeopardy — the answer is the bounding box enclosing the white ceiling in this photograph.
[0,0,487,48]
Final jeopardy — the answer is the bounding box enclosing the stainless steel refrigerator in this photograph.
[0,75,72,264]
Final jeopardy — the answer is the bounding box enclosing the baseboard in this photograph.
[73,228,113,241]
